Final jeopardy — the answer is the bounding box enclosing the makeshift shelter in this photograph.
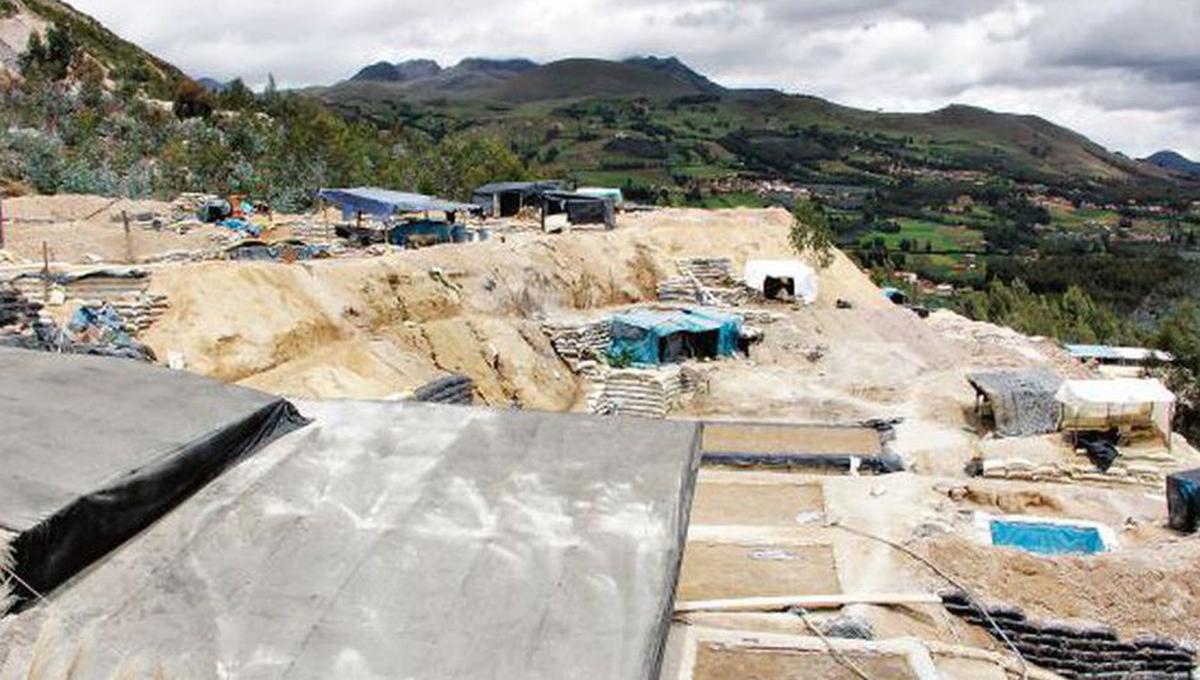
[0,347,306,613]
[471,180,566,217]
[743,259,818,304]
[543,191,616,228]
[0,399,701,680]
[1055,378,1176,443]
[1167,468,1200,533]
[881,286,909,305]
[317,187,479,220]
[610,308,742,365]
[575,186,624,206]
[966,369,1063,437]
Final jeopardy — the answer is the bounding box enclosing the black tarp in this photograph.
[0,347,306,613]
[0,401,701,680]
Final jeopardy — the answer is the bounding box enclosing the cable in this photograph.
[828,520,1030,680]
[792,606,874,680]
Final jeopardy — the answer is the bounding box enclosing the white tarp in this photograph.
[743,260,818,304]
[1055,378,1175,440]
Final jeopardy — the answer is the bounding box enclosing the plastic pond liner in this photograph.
[989,519,1106,555]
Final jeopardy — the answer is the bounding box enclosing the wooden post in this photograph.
[122,210,133,263]
[540,200,546,232]
[0,189,6,251]
[41,240,49,301]
[321,199,330,244]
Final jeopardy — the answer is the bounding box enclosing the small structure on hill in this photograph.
[743,259,818,304]
[317,187,481,248]
[1065,344,1173,377]
[471,181,616,229]
[609,308,743,365]
[575,186,624,207]
[967,369,1064,437]
[1056,378,1176,446]
[471,180,565,217]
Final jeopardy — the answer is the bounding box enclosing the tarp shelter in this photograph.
[0,400,701,680]
[881,286,908,305]
[575,186,624,206]
[610,308,742,365]
[544,191,616,229]
[472,180,566,217]
[1167,468,1200,533]
[1056,378,1176,443]
[317,187,479,221]
[743,259,818,304]
[0,347,306,613]
[1064,344,1173,365]
[967,369,1063,437]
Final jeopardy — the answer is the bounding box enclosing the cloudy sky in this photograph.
[72,0,1200,159]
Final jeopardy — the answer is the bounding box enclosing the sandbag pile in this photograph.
[106,292,170,333]
[666,258,760,307]
[941,590,1195,678]
[656,276,703,303]
[588,367,689,419]
[542,319,612,374]
[0,284,53,344]
[677,257,735,287]
[412,374,475,405]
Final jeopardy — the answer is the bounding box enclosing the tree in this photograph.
[790,199,836,268]
[173,80,214,119]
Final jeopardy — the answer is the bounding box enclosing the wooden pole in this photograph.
[122,210,133,264]
[0,189,6,251]
[41,240,49,301]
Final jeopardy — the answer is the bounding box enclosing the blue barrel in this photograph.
[451,225,468,243]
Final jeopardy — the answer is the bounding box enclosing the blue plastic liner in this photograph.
[990,520,1105,555]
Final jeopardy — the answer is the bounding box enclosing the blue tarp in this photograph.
[387,220,454,247]
[990,520,1105,555]
[318,187,479,219]
[609,308,742,365]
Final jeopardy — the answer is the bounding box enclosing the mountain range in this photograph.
[3,0,1196,193]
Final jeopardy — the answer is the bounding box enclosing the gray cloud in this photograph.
[69,0,1200,159]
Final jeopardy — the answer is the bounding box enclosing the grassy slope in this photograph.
[27,0,190,97]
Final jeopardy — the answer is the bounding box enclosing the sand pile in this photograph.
[921,535,1200,643]
[927,309,1090,377]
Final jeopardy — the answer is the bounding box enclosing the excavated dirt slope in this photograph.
[143,208,884,408]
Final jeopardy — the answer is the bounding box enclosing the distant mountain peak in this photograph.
[1144,150,1200,176]
[350,59,442,83]
[623,55,724,94]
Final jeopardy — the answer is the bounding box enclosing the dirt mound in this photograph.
[921,534,1200,643]
[927,309,1090,377]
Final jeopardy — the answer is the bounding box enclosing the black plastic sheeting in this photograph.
[412,373,475,405]
[0,402,701,680]
[1167,468,1200,533]
[699,419,905,474]
[0,347,307,613]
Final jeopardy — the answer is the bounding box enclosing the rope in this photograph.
[791,606,873,680]
[828,520,1030,680]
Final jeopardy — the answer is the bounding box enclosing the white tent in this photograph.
[743,259,819,304]
[1055,378,1176,443]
